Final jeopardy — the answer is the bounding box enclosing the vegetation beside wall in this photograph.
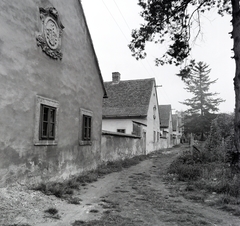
[167,114,240,214]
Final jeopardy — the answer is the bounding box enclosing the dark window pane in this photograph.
[82,115,92,141]
[88,117,91,128]
[49,123,55,137]
[50,109,55,123]
[84,128,88,139]
[42,122,48,137]
[43,107,49,122]
[88,128,91,139]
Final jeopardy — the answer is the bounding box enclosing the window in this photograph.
[34,95,59,146]
[117,129,125,133]
[40,105,56,140]
[82,115,92,141]
[153,131,156,143]
[79,108,93,146]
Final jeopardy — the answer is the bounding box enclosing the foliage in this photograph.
[180,62,224,114]
[204,113,235,163]
[180,62,224,139]
[168,153,202,181]
[129,0,231,66]
[168,113,240,201]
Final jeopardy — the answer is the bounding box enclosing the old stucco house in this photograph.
[159,105,173,148]
[102,72,162,154]
[0,0,107,187]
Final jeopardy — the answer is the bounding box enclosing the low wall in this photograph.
[101,131,144,162]
[160,137,168,149]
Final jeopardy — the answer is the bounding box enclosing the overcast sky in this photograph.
[82,0,234,114]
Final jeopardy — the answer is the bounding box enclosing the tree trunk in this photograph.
[232,0,240,167]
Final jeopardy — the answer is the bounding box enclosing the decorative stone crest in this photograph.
[36,7,64,60]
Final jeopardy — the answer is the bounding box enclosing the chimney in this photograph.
[112,72,121,84]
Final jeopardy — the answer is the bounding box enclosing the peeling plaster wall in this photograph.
[0,0,104,187]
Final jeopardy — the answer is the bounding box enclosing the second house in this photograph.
[102,72,162,154]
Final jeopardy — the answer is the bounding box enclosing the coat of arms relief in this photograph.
[36,7,64,60]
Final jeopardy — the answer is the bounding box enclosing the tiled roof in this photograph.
[103,78,155,118]
[159,105,171,128]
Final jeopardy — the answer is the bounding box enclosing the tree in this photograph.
[128,0,240,164]
[180,61,224,140]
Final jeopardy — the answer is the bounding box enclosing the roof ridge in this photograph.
[104,77,155,83]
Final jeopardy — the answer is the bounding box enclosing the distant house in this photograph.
[102,72,161,154]
[159,105,173,148]
[0,1,107,187]
[172,113,183,145]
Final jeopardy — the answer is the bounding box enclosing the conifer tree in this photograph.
[180,61,224,140]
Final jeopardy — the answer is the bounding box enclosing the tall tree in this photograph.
[180,61,224,140]
[128,0,240,164]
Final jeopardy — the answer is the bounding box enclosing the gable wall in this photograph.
[102,118,136,134]
[0,0,104,186]
[145,83,161,153]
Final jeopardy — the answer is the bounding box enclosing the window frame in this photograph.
[79,108,93,146]
[34,95,59,146]
[40,104,56,140]
[82,114,92,141]
[117,129,126,133]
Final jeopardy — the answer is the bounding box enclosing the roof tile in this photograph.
[159,105,172,128]
[103,78,155,118]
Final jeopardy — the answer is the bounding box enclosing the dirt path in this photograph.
[1,145,240,226]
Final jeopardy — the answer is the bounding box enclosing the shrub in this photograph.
[168,154,202,181]
[44,207,58,215]
[203,113,235,163]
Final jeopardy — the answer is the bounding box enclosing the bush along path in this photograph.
[1,144,240,226]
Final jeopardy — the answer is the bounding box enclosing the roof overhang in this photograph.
[103,115,147,119]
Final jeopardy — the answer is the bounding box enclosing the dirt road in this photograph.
[1,145,240,226]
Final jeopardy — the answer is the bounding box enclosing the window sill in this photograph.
[79,140,92,146]
[34,140,58,146]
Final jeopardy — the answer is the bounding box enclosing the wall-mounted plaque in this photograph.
[36,7,64,60]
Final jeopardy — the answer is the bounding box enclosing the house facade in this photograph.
[0,0,106,187]
[102,73,161,154]
[159,105,173,148]
[172,113,183,145]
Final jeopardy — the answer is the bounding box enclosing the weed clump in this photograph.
[44,207,58,215]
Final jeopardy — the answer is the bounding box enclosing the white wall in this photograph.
[102,118,136,134]
[145,83,161,154]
